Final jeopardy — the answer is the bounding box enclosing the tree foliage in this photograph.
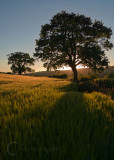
[7,52,35,74]
[34,11,113,82]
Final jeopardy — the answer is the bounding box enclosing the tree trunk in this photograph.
[72,66,78,83]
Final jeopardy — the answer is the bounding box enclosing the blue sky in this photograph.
[0,0,114,72]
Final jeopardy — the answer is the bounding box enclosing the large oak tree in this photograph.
[34,11,113,82]
[7,52,35,75]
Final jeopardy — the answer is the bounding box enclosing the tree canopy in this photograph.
[34,11,113,82]
[7,52,35,75]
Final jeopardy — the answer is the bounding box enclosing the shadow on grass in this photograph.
[57,82,78,92]
[1,83,114,160]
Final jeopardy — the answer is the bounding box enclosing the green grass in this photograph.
[0,74,114,160]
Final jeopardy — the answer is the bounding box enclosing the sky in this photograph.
[0,0,114,72]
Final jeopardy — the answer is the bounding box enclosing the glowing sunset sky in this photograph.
[0,0,114,72]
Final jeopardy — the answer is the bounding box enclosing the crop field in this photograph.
[0,73,114,160]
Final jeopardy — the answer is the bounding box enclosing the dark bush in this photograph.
[6,72,12,74]
[88,73,99,80]
[79,81,95,92]
[94,78,114,88]
[79,78,114,99]
[79,76,90,82]
[111,89,114,99]
[105,73,114,78]
[79,74,99,82]
[49,74,68,79]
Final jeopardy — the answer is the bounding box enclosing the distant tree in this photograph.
[7,52,35,75]
[34,11,113,82]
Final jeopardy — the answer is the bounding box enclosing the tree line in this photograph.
[7,11,113,82]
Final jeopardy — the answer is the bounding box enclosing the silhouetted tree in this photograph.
[7,52,35,74]
[34,11,113,82]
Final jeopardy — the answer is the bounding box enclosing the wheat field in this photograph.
[0,74,114,160]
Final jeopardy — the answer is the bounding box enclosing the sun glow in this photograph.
[58,66,86,70]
